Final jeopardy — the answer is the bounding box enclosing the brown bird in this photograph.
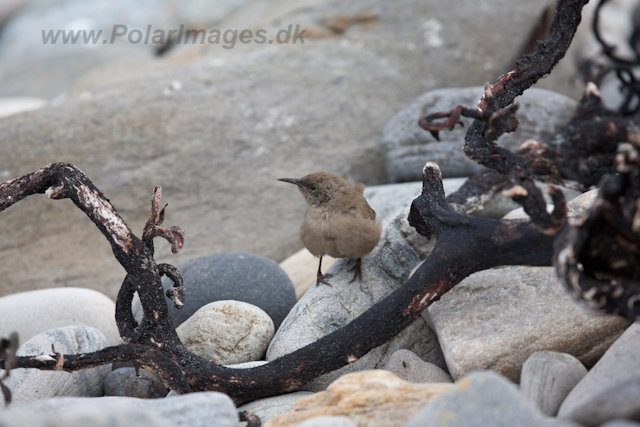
[279,172,382,286]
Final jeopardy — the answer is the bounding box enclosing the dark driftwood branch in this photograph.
[555,141,640,318]
[544,84,640,188]
[5,344,191,394]
[444,82,640,217]
[422,0,590,226]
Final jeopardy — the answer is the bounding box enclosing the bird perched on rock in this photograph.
[279,172,382,286]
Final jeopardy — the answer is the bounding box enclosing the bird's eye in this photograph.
[310,185,317,191]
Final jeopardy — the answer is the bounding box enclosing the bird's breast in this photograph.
[300,208,380,259]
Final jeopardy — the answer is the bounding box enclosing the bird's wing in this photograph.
[360,203,376,221]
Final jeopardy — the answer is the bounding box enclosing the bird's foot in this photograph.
[317,272,333,287]
[348,258,362,283]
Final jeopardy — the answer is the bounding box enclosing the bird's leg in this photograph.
[348,258,362,283]
[316,256,333,286]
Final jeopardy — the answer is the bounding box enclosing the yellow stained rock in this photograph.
[264,369,453,427]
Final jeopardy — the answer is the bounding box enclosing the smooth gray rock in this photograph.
[381,87,576,181]
[0,405,174,427]
[133,252,295,330]
[104,367,168,398]
[562,377,640,427]
[424,265,631,382]
[520,351,587,416]
[404,371,552,427]
[176,300,274,364]
[0,392,238,427]
[384,349,452,384]
[266,205,447,391]
[559,322,640,421]
[2,326,111,405]
[0,287,121,346]
[238,391,313,425]
[294,416,357,427]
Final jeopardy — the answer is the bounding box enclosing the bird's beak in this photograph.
[278,178,303,187]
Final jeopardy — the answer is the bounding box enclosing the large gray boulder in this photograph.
[424,265,631,383]
[0,41,411,300]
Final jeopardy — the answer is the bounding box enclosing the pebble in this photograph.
[133,252,296,330]
[404,371,551,427]
[559,322,640,423]
[176,300,275,365]
[383,349,452,384]
[0,392,238,427]
[520,351,587,416]
[104,367,168,399]
[381,87,576,182]
[2,326,110,405]
[264,370,453,427]
[0,287,121,346]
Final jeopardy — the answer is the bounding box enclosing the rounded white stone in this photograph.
[176,300,275,365]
